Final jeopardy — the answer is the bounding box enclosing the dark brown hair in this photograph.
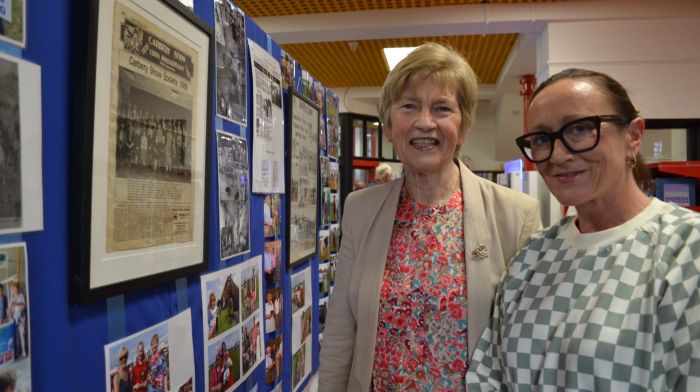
[531,68,652,192]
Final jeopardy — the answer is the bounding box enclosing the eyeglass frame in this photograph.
[515,115,630,163]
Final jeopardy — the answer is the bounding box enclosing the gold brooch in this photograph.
[470,244,488,258]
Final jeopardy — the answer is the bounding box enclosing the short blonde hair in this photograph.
[378,42,478,137]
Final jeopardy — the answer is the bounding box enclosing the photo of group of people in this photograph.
[109,332,169,392]
[263,239,282,287]
[206,273,240,340]
[114,102,192,182]
[280,50,294,90]
[264,287,283,334]
[207,331,240,392]
[240,266,260,320]
[263,194,281,238]
[0,243,31,391]
[105,310,196,392]
[214,0,247,125]
[265,335,283,385]
[318,229,330,261]
[290,268,312,391]
[325,90,340,159]
[241,316,262,375]
[201,258,264,392]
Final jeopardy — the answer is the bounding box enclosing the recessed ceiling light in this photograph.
[382,47,417,71]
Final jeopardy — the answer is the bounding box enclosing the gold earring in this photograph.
[627,156,637,168]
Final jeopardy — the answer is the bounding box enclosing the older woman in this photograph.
[318,42,542,391]
[467,68,700,391]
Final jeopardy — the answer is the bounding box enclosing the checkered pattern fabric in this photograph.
[466,199,700,391]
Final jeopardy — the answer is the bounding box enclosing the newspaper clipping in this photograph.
[289,94,318,265]
[248,39,285,194]
[107,2,199,252]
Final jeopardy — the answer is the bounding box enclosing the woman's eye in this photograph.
[566,122,595,136]
[530,134,550,147]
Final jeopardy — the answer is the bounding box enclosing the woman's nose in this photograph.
[415,108,436,130]
[549,138,573,164]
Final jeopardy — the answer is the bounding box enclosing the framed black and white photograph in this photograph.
[214,0,247,125]
[285,90,319,268]
[216,131,249,260]
[0,0,25,47]
[0,52,43,236]
[73,0,213,301]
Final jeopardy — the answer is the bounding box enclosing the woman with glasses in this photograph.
[467,68,700,391]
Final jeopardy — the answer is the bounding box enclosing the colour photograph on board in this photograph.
[263,194,281,238]
[201,257,263,392]
[104,309,195,392]
[0,0,25,47]
[290,267,312,391]
[263,239,281,287]
[0,242,31,392]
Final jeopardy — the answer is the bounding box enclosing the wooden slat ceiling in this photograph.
[234,0,566,88]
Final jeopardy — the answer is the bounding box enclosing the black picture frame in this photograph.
[71,0,213,302]
[285,89,320,269]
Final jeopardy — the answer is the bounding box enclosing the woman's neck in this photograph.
[403,162,461,205]
[575,184,651,233]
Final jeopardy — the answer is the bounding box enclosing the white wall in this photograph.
[538,18,700,119]
[460,102,502,171]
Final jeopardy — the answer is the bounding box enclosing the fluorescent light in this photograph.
[382,47,417,71]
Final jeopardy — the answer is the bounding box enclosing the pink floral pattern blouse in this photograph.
[372,186,468,391]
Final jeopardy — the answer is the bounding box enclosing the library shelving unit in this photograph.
[648,161,700,212]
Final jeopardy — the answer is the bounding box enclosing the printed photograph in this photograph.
[241,315,262,375]
[205,273,241,340]
[206,329,240,392]
[263,194,281,238]
[214,0,247,125]
[263,239,282,287]
[330,192,339,223]
[0,57,21,230]
[319,297,328,331]
[321,188,331,227]
[291,277,305,314]
[0,0,24,46]
[216,132,250,259]
[107,326,170,392]
[320,157,329,189]
[265,335,282,384]
[240,266,260,321]
[280,50,294,90]
[330,223,340,254]
[292,344,306,389]
[264,286,283,334]
[0,243,30,391]
[318,229,330,261]
[318,262,329,296]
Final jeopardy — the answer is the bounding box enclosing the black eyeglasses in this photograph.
[515,115,629,163]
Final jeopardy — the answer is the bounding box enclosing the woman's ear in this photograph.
[627,117,645,156]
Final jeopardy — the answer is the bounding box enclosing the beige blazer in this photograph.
[319,160,542,391]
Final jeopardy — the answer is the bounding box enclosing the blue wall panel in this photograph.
[0,0,328,391]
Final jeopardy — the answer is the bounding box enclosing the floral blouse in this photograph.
[372,186,468,391]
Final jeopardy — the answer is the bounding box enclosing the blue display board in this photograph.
[0,0,326,390]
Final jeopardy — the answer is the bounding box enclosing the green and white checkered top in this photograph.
[466,198,700,391]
